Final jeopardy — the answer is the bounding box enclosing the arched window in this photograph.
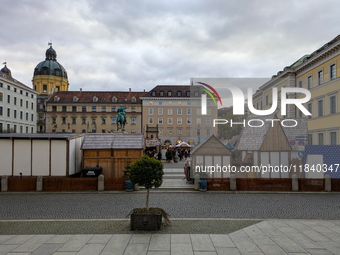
[132,97,136,102]
[112,97,117,102]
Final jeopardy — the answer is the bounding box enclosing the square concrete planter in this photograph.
[130,213,162,230]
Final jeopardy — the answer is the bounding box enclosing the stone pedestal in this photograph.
[98,174,105,191]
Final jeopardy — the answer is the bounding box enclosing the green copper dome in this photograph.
[33,45,68,79]
[1,64,12,78]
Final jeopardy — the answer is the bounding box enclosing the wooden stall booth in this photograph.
[81,133,145,178]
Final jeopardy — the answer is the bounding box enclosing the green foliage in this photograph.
[165,150,173,160]
[125,155,164,190]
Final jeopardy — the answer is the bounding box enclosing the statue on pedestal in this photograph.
[116,104,129,131]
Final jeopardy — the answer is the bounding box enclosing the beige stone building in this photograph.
[45,90,145,134]
[141,85,218,147]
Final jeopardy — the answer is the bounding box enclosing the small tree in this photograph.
[125,155,164,211]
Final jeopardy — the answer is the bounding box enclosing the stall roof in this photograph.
[81,133,144,150]
[0,133,84,140]
[146,138,161,147]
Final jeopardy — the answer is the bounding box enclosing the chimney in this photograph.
[129,88,131,92]
[80,88,82,92]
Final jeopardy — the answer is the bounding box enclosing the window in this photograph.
[177,91,182,96]
[0,83,2,88]
[298,109,303,118]
[102,117,106,125]
[20,90,22,95]
[7,95,10,104]
[14,97,17,105]
[207,108,211,115]
[31,94,34,99]
[7,108,10,117]
[330,132,337,145]
[158,108,163,115]
[72,106,77,112]
[112,107,116,112]
[187,118,191,124]
[148,117,154,124]
[318,70,323,85]
[25,112,28,120]
[149,108,153,115]
[26,92,28,97]
[196,118,201,125]
[62,106,67,112]
[73,97,77,102]
[158,118,163,124]
[307,103,312,119]
[206,118,211,125]
[52,117,56,124]
[62,117,66,124]
[0,106,2,116]
[132,97,136,102]
[307,76,312,89]
[82,117,86,125]
[43,85,47,93]
[7,124,10,131]
[329,95,336,114]
[298,80,302,88]
[111,117,116,124]
[72,117,76,124]
[0,93,2,101]
[265,95,268,105]
[168,128,173,136]
[160,91,164,96]
[62,129,66,133]
[159,101,162,105]
[256,102,259,109]
[39,104,44,110]
[92,106,96,112]
[14,110,17,118]
[177,108,182,115]
[318,99,323,117]
[206,129,211,136]
[92,129,96,133]
[13,125,16,133]
[92,118,96,124]
[56,86,60,91]
[168,118,173,124]
[7,85,10,90]
[20,111,22,119]
[31,114,34,121]
[52,106,57,111]
[112,97,117,102]
[82,106,86,112]
[167,91,172,96]
[186,127,191,136]
[186,91,190,96]
[131,117,136,124]
[93,97,97,102]
[177,118,182,124]
[330,64,336,80]
[54,97,58,102]
[196,108,201,115]
[168,108,173,115]
[197,128,201,136]
[82,129,86,133]
[194,91,199,97]
[101,129,106,133]
[31,102,34,110]
[307,134,312,145]
[177,128,182,136]
[26,101,28,108]
[318,133,324,145]
[151,91,156,96]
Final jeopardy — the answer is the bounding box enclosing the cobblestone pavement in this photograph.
[0,192,339,220]
[0,220,340,255]
[0,220,260,235]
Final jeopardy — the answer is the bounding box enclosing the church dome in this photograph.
[33,45,68,79]
[1,64,12,78]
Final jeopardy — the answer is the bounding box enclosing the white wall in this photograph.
[261,152,269,178]
[0,140,12,175]
[75,137,83,174]
[222,156,230,178]
[280,152,289,178]
[270,152,280,178]
[32,140,49,176]
[51,140,67,176]
[13,140,31,176]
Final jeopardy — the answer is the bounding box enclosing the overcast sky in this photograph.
[1,0,339,93]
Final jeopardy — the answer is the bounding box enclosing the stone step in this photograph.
[163,174,186,179]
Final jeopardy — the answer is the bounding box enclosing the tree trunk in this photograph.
[146,188,150,212]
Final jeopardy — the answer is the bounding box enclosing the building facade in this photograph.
[251,35,340,145]
[141,85,218,147]
[45,90,145,134]
[0,64,39,133]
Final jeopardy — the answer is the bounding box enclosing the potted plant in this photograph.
[124,155,170,230]
[165,149,173,163]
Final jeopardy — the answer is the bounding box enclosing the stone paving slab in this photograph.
[0,220,339,254]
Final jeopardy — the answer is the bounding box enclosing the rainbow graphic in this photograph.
[196,82,223,107]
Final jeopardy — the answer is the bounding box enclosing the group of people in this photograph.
[173,148,190,161]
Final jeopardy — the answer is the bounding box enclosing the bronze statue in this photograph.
[116,104,128,131]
